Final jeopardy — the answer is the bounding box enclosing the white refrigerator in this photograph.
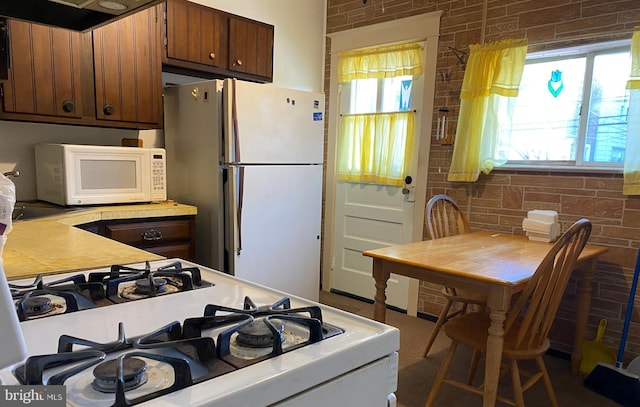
[163,79,324,301]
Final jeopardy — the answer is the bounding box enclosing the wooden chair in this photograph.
[425,218,592,407]
[422,194,487,357]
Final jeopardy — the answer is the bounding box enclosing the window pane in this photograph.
[350,79,377,113]
[584,52,630,163]
[499,57,586,161]
[381,76,413,112]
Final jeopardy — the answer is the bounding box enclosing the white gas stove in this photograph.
[0,259,399,406]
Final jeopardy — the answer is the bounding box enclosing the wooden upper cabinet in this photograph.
[228,16,274,81]
[165,0,228,69]
[0,19,87,119]
[92,7,163,126]
[162,0,273,83]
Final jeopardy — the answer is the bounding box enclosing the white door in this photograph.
[323,13,442,314]
[332,180,415,309]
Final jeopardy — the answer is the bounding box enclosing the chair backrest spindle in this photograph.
[505,218,592,350]
[426,194,470,240]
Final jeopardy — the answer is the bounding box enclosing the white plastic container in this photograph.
[0,173,26,376]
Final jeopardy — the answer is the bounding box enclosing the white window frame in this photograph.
[498,39,631,174]
[340,75,416,115]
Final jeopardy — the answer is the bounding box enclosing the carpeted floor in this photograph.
[319,290,620,407]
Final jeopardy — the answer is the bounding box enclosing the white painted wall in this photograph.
[0,1,326,201]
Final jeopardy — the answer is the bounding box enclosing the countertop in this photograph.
[1,201,197,280]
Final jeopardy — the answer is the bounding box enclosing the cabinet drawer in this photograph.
[145,243,192,259]
[105,219,192,245]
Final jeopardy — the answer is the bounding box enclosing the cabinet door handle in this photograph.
[235,59,243,66]
[141,229,163,241]
[103,103,115,116]
[209,52,216,60]
[62,100,75,113]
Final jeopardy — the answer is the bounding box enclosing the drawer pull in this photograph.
[141,229,163,241]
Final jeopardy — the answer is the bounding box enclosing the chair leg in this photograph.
[510,359,525,407]
[536,356,559,407]
[423,299,454,357]
[425,341,458,407]
[467,349,481,385]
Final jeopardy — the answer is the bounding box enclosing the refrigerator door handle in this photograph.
[236,166,244,254]
[231,78,244,255]
[231,78,241,163]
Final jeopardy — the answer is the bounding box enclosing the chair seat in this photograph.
[444,311,551,359]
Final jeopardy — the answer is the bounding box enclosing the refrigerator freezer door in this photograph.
[224,78,324,165]
[226,164,322,301]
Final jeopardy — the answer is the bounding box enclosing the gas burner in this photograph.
[23,296,53,316]
[10,274,107,321]
[92,357,148,393]
[236,319,285,348]
[89,261,213,303]
[135,277,168,295]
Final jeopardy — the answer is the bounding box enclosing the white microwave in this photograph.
[35,144,167,206]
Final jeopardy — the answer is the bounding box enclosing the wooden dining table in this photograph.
[363,231,608,407]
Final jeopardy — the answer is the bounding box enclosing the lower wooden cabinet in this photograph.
[78,216,195,261]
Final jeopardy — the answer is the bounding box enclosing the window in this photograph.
[496,41,631,170]
[335,42,421,186]
[337,76,416,186]
[345,75,414,114]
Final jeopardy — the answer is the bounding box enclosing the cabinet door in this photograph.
[0,19,85,118]
[228,16,273,81]
[93,7,162,126]
[165,0,228,69]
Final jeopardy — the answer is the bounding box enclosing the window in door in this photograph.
[336,42,422,186]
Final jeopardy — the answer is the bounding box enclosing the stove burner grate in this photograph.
[11,274,106,321]
[88,261,214,303]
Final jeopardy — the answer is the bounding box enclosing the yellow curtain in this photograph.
[624,28,640,195]
[448,39,528,182]
[338,42,423,82]
[337,112,415,186]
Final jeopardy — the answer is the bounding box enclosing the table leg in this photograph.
[372,258,390,322]
[484,292,508,407]
[572,259,597,375]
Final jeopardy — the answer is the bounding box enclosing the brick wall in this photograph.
[326,0,640,359]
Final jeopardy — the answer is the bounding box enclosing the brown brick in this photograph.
[562,195,623,218]
[622,209,640,228]
[556,14,620,35]
[518,4,582,28]
[511,174,584,188]
[523,191,561,203]
[503,186,523,209]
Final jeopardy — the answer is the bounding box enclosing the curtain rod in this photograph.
[340,110,417,116]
